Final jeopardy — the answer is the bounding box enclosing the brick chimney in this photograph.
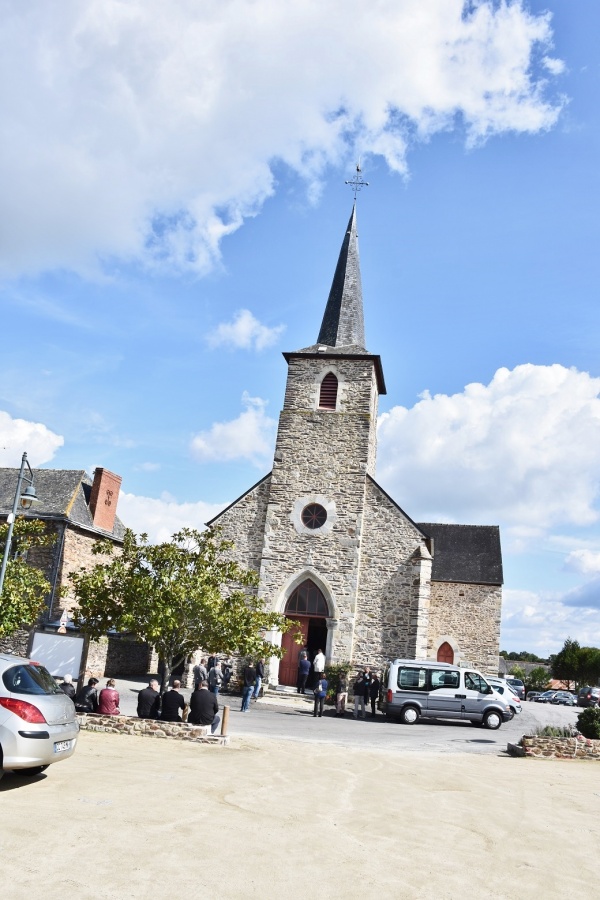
[89,468,122,533]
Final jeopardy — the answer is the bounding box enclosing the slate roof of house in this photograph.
[316,203,366,350]
[0,468,125,540]
[417,523,503,586]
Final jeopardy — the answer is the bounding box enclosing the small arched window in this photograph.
[437,642,454,664]
[319,372,338,410]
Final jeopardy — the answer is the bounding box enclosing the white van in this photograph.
[382,659,511,730]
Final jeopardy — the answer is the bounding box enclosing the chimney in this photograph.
[89,468,122,533]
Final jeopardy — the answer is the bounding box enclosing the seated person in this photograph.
[98,679,121,716]
[188,681,220,734]
[161,680,186,722]
[75,677,99,712]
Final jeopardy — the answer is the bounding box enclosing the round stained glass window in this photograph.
[301,503,328,530]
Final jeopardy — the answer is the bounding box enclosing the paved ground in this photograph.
[1,724,598,900]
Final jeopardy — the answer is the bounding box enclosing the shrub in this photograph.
[577,706,600,740]
[530,724,575,738]
[324,661,351,701]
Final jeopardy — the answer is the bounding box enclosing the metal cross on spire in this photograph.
[345,162,369,199]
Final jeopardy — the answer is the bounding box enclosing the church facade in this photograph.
[210,206,503,684]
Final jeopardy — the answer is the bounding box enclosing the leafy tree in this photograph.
[526,666,551,692]
[552,638,583,688]
[576,646,600,687]
[577,706,600,740]
[0,517,53,639]
[508,665,526,681]
[70,527,297,689]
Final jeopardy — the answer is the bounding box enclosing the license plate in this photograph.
[54,740,71,753]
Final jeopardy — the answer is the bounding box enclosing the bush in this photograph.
[324,661,351,701]
[577,706,600,740]
[529,724,575,738]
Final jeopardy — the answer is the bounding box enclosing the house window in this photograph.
[319,373,338,409]
[285,580,329,616]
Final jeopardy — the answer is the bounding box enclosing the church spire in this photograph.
[317,204,366,350]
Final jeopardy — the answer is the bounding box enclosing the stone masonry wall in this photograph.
[521,735,600,760]
[76,713,228,745]
[215,475,271,577]
[257,356,381,664]
[427,581,502,675]
[55,526,118,618]
[353,479,430,669]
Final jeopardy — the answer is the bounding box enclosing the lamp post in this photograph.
[0,452,40,598]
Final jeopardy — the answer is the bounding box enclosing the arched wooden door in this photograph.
[278,580,329,686]
[437,641,454,664]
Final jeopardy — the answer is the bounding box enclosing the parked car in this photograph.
[0,653,79,778]
[534,690,557,703]
[526,691,542,702]
[550,691,576,706]
[505,678,525,700]
[486,677,522,719]
[577,686,600,708]
[382,659,511,729]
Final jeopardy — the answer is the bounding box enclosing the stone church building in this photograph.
[210,206,503,685]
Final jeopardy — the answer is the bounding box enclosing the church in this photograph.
[209,205,503,685]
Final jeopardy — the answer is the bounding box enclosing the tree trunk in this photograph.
[160,658,172,693]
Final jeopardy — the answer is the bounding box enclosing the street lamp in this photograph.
[0,452,40,598]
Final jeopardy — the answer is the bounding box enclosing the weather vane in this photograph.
[345,161,369,199]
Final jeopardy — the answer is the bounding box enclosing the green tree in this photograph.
[576,646,600,687]
[551,638,582,688]
[0,517,53,639]
[70,527,297,689]
[526,666,551,692]
[508,665,526,681]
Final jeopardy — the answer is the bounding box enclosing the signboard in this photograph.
[30,632,85,680]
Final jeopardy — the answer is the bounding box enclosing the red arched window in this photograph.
[437,642,454,664]
[319,373,338,410]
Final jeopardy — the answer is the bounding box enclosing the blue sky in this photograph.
[1,1,599,656]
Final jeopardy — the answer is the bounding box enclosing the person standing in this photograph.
[75,677,99,713]
[193,658,208,690]
[313,649,326,679]
[188,681,220,734]
[59,673,76,700]
[297,654,311,694]
[161,680,186,722]
[369,671,381,718]
[253,658,265,700]
[137,678,161,719]
[336,671,349,717]
[353,671,366,719]
[98,679,120,716]
[241,661,256,712]
[208,662,223,696]
[313,674,328,718]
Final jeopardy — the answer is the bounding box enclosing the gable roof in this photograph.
[417,523,503,585]
[0,468,125,540]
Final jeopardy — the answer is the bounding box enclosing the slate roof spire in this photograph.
[317,204,366,350]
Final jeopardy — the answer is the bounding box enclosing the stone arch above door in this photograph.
[285,579,329,617]
[275,568,338,620]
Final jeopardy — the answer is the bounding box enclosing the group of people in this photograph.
[191,656,233,695]
[313,665,381,720]
[63,674,121,716]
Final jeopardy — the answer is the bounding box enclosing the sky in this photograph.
[1,0,599,657]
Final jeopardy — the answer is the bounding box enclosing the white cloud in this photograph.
[377,364,600,530]
[190,392,276,466]
[501,588,600,655]
[207,309,285,351]
[542,56,566,75]
[0,410,64,466]
[0,1,564,277]
[565,549,600,576]
[118,491,226,544]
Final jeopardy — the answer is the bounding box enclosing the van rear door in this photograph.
[426,668,462,719]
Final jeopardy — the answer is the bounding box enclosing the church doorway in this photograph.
[278,579,329,687]
[437,641,454,664]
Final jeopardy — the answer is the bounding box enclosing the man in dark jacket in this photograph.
[240,662,256,712]
[369,672,381,718]
[160,680,186,722]
[137,678,161,719]
[188,681,220,733]
[297,654,311,695]
[75,677,99,712]
[59,673,76,700]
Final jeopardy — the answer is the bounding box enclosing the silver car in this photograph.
[0,653,79,777]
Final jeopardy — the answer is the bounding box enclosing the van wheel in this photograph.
[482,710,502,730]
[400,706,419,725]
[18,765,49,777]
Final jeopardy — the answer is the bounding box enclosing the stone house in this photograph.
[0,466,149,678]
[209,205,503,684]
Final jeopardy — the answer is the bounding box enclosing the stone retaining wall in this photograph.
[521,735,600,760]
[76,713,229,745]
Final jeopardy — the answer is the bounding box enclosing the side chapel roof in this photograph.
[417,523,503,586]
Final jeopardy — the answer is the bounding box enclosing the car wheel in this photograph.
[482,710,502,730]
[506,708,515,720]
[18,765,49,777]
[400,705,419,725]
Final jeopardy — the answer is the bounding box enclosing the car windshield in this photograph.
[2,663,63,696]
